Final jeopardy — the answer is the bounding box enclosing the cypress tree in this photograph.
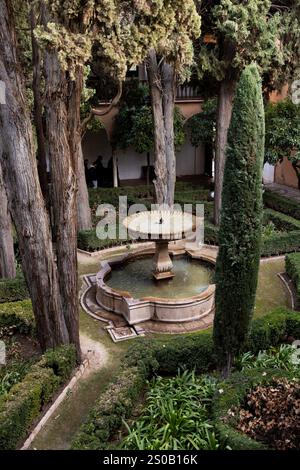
[213,64,265,377]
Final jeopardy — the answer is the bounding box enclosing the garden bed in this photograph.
[72,307,300,450]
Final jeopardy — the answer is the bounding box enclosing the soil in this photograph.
[4,333,41,364]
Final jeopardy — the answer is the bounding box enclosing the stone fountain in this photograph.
[123,210,195,280]
[93,209,216,326]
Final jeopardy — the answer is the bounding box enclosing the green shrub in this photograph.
[38,344,77,382]
[212,368,300,450]
[286,252,300,309]
[0,344,76,449]
[264,190,300,220]
[0,300,34,336]
[213,65,265,372]
[0,272,29,304]
[72,367,145,450]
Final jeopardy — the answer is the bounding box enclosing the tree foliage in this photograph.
[35,1,200,83]
[197,0,283,82]
[265,99,300,187]
[112,82,185,154]
[213,64,265,376]
[189,98,217,147]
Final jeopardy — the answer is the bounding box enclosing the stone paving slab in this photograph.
[265,182,300,203]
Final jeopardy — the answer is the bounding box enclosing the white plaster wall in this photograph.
[263,163,275,184]
[82,128,205,181]
[116,148,149,180]
[176,128,205,176]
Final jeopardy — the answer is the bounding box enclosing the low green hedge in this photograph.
[0,344,76,450]
[263,190,300,220]
[72,307,300,449]
[0,272,29,304]
[204,209,300,256]
[175,189,211,203]
[263,208,300,231]
[78,226,131,252]
[286,252,300,309]
[212,368,300,450]
[72,367,145,450]
[0,300,34,336]
[261,230,300,256]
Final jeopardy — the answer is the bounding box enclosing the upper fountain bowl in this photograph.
[123,210,196,241]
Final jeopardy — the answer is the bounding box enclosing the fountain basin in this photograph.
[96,248,215,325]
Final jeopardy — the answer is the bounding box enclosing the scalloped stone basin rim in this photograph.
[96,248,215,325]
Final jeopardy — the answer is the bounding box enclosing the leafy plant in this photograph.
[265,99,300,189]
[121,370,220,450]
[235,344,299,372]
[261,221,278,240]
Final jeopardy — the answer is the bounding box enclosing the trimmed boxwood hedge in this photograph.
[0,300,35,336]
[0,344,76,450]
[78,228,130,253]
[263,208,300,231]
[72,307,300,450]
[0,272,29,304]
[204,209,300,256]
[286,252,300,309]
[212,368,300,450]
[72,367,145,450]
[263,190,300,220]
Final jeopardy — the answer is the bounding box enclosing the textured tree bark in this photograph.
[30,5,49,208]
[214,78,236,225]
[292,162,300,189]
[112,150,118,188]
[146,50,168,205]
[0,164,16,279]
[77,141,92,230]
[44,50,81,359]
[162,63,176,207]
[0,0,69,350]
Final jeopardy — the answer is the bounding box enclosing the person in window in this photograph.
[88,162,98,188]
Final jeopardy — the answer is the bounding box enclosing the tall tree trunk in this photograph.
[162,62,176,207]
[0,0,69,349]
[146,152,151,186]
[30,5,49,208]
[112,150,118,188]
[292,162,300,189]
[44,49,81,359]
[147,51,177,206]
[214,78,236,225]
[77,141,92,230]
[0,164,16,279]
[147,50,168,205]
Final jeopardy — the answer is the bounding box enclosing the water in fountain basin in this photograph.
[106,256,214,299]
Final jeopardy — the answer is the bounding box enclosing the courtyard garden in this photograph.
[0,0,300,460]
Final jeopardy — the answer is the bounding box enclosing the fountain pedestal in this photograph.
[153,240,174,280]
